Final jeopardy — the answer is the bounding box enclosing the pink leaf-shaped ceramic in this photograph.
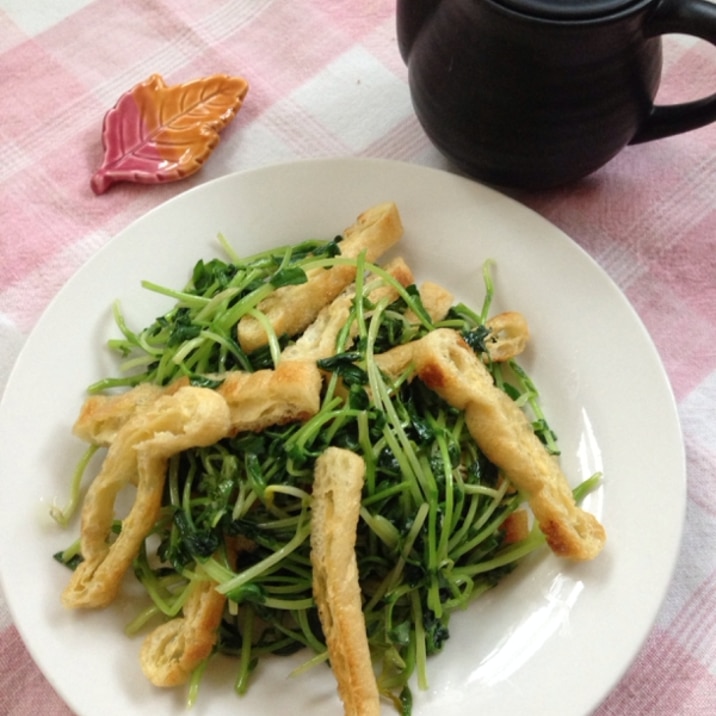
[90,73,249,195]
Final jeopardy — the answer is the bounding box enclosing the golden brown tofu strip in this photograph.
[72,378,189,446]
[406,280,454,325]
[281,255,415,364]
[217,359,322,434]
[65,361,321,610]
[75,359,321,449]
[412,329,605,560]
[372,342,416,384]
[62,387,231,609]
[485,311,530,362]
[140,577,227,687]
[237,201,404,353]
[72,384,164,447]
[373,306,528,380]
[310,448,380,716]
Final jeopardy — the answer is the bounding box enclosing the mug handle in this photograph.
[631,0,716,144]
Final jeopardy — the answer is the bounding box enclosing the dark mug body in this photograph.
[398,0,716,189]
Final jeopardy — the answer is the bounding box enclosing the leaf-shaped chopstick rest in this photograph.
[91,73,249,195]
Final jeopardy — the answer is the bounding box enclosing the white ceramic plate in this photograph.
[0,158,685,716]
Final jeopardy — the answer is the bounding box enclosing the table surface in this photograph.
[1,1,715,714]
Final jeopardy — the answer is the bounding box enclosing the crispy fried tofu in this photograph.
[65,359,322,611]
[412,329,605,560]
[62,387,231,609]
[310,448,380,716]
[407,280,454,325]
[501,509,530,545]
[237,202,404,353]
[217,360,322,434]
[72,378,189,446]
[140,577,227,687]
[485,311,530,362]
[281,255,415,364]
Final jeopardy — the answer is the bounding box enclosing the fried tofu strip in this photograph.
[62,387,231,609]
[217,360,322,434]
[280,291,354,364]
[75,359,321,448]
[407,280,454,325]
[237,201,404,353]
[369,280,457,384]
[370,255,415,304]
[485,311,530,362]
[501,509,530,545]
[281,256,415,363]
[366,280,453,383]
[372,342,416,384]
[311,448,380,716]
[72,378,189,446]
[65,359,320,610]
[140,577,227,687]
[73,384,164,446]
[284,267,454,376]
[373,306,529,383]
[411,329,605,560]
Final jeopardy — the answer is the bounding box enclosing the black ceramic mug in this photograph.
[397,0,716,189]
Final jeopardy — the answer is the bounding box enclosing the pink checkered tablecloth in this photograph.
[1,1,715,714]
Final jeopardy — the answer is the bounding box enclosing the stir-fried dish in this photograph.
[53,202,605,715]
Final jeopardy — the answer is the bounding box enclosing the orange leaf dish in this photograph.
[90,73,249,195]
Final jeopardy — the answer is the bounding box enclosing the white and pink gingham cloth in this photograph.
[1,1,715,714]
